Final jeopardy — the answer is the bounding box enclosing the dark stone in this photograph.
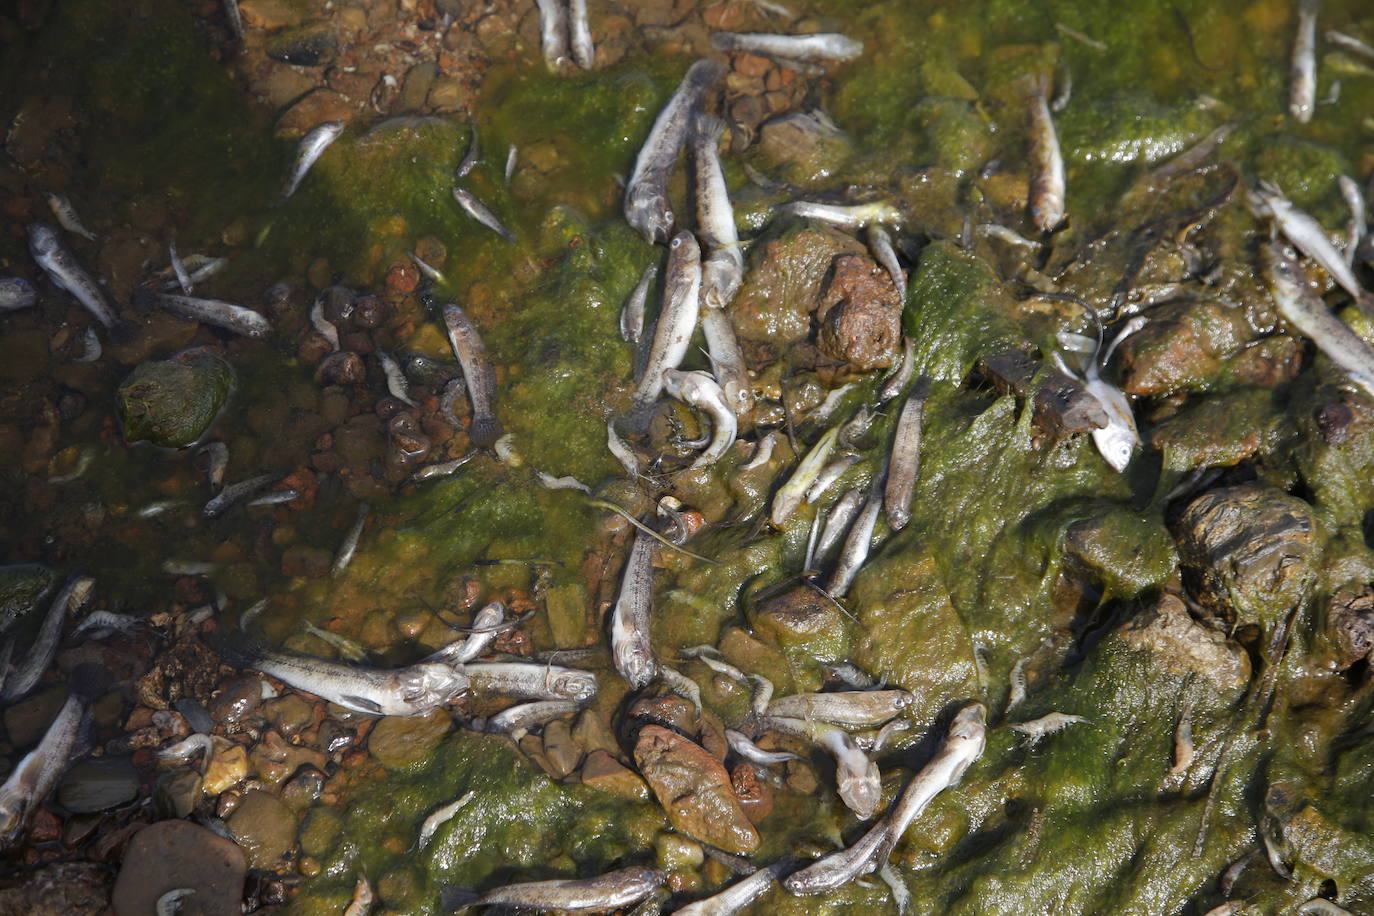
[265,26,338,66]
[111,820,245,916]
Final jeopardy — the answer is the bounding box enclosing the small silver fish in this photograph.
[162,559,219,576]
[371,74,399,114]
[410,452,475,482]
[441,303,503,447]
[332,502,370,577]
[767,716,881,819]
[1250,181,1371,312]
[662,369,736,468]
[282,121,345,201]
[409,251,446,285]
[47,447,95,483]
[416,791,475,850]
[767,689,913,728]
[0,277,37,312]
[709,31,863,61]
[377,350,417,406]
[169,241,193,294]
[452,188,516,243]
[159,255,228,291]
[620,263,657,345]
[804,454,861,505]
[701,307,754,418]
[2,575,92,702]
[247,488,299,508]
[772,426,840,526]
[776,200,900,229]
[43,192,96,241]
[607,421,642,477]
[443,866,665,913]
[231,645,468,717]
[301,621,366,662]
[611,530,657,690]
[222,0,243,39]
[1028,72,1066,233]
[204,473,279,518]
[1326,30,1374,62]
[569,0,594,69]
[1339,175,1366,268]
[342,877,373,916]
[28,223,119,330]
[814,487,864,566]
[725,729,799,765]
[71,610,143,639]
[673,858,796,916]
[692,114,744,310]
[883,380,930,530]
[427,602,508,667]
[71,326,102,362]
[136,499,184,518]
[461,660,598,702]
[475,699,581,741]
[533,0,571,71]
[630,232,702,412]
[739,431,777,471]
[1289,0,1320,123]
[157,293,271,338]
[309,296,339,350]
[157,734,215,774]
[505,145,518,184]
[866,225,905,302]
[457,124,480,178]
[826,473,884,597]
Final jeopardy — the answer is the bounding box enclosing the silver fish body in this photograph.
[620,263,657,344]
[815,487,864,565]
[457,125,480,178]
[417,791,475,851]
[239,647,469,717]
[1289,0,1319,123]
[662,369,736,468]
[451,866,664,912]
[452,188,517,243]
[462,660,598,702]
[624,59,724,244]
[1339,175,1366,268]
[569,0,595,69]
[692,114,745,309]
[631,232,702,410]
[607,421,642,477]
[672,859,794,915]
[441,303,503,447]
[1251,182,1370,310]
[826,475,883,597]
[160,255,228,291]
[883,382,929,530]
[766,689,913,728]
[1028,75,1066,233]
[43,192,96,241]
[378,350,417,406]
[478,699,581,740]
[204,474,279,518]
[27,223,118,329]
[200,441,230,490]
[158,294,271,338]
[0,277,37,312]
[223,0,243,38]
[533,0,571,71]
[725,729,798,765]
[709,31,862,61]
[0,691,89,845]
[2,574,92,702]
[805,454,860,505]
[426,601,506,666]
[783,818,891,895]
[866,225,905,302]
[771,425,840,526]
[169,241,193,293]
[701,305,754,417]
[766,716,880,819]
[776,200,899,229]
[611,531,657,690]
[310,296,340,350]
[282,121,345,200]
[332,502,370,577]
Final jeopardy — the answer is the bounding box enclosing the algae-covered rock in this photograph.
[1175,484,1320,626]
[1118,593,1250,694]
[749,582,850,661]
[1152,388,1289,471]
[116,347,234,448]
[1117,299,1256,397]
[633,725,759,855]
[729,224,865,344]
[1056,502,1177,599]
[756,112,852,186]
[368,708,452,769]
[0,563,54,637]
[1059,89,1213,165]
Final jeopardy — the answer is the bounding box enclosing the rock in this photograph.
[757,112,852,186]
[1152,389,1288,472]
[262,694,314,735]
[1054,503,1177,599]
[0,862,110,915]
[400,62,439,111]
[111,820,246,916]
[729,224,865,344]
[1117,300,1255,396]
[277,89,354,138]
[174,698,215,735]
[281,544,332,579]
[1118,593,1251,694]
[427,76,467,112]
[1323,586,1374,670]
[633,725,759,854]
[227,789,297,868]
[265,25,337,66]
[979,347,1108,437]
[0,563,54,636]
[115,348,234,448]
[627,696,699,736]
[579,749,649,800]
[238,0,302,29]
[281,767,325,810]
[749,582,849,659]
[250,730,328,786]
[256,64,317,110]
[209,676,263,727]
[730,762,773,823]
[1174,484,1320,626]
[540,720,583,778]
[154,767,202,819]
[368,708,452,769]
[298,805,344,858]
[816,255,902,370]
[203,741,249,796]
[5,687,67,748]
[55,757,139,813]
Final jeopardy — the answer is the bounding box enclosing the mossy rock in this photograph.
[116,347,234,448]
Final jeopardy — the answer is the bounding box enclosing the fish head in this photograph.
[26,222,60,258]
[0,788,25,845]
[836,754,881,820]
[552,669,600,702]
[948,703,987,740]
[626,185,673,244]
[1091,421,1136,473]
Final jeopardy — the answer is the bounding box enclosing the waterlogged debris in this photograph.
[28,223,119,330]
[662,370,736,468]
[282,121,345,201]
[1250,181,1372,313]
[342,877,373,916]
[883,378,930,531]
[1009,712,1088,746]
[309,296,339,350]
[771,425,839,526]
[439,376,466,425]
[1027,73,1066,233]
[157,294,271,338]
[568,0,594,69]
[533,0,570,71]
[766,689,913,728]
[377,350,417,406]
[452,188,516,243]
[462,661,598,702]
[302,621,366,661]
[204,474,279,518]
[1289,0,1320,123]
[673,858,796,915]
[611,530,657,690]
[1262,239,1374,397]
[0,277,37,312]
[630,232,702,413]
[620,263,657,345]
[775,199,900,229]
[42,192,96,241]
[442,866,664,912]
[625,59,724,244]
[332,502,369,577]
[441,303,503,447]
[416,791,475,851]
[709,31,862,61]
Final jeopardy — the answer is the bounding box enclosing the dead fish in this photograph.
[1326,30,1374,62]
[1339,175,1366,268]
[461,661,598,702]
[42,192,96,241]
[371,74,399,114]
[410,250,446,285]
[725,729,799,765]
[1298,899,1355,916]
[739,431,777,471]
[156,888,195,916]
[692,114,744,310]
[452,188,516,243]
[308,297,339,350]
[1027,72,1066,233]
[47,446,95,483]
[766,689,913,728]
[332,502,370,577]
[505,145,517,184]
[282,121,345,201]
[1055,321,1142,473]
[611,530,657,690]
[672,858,797,915]
[28,223,120,330]
[805,454,861,505]
[1169,702,1194,776]
[536,471,593,493]
[442,303,503,447]
[701,309,754,418]
[1009,711,1087,746]
[416,791,475,851]
[71,609,144,639]
[709,31,862,61]
[569,0,595,69]
[457,124,480,178]
[826,472,884,597]
[169,241,193,293]
[1290,0,1320,123]
[199,441,229,490]
[442,866,665,912]
[0,277,37,312]
[474,699,581,741]
[767,716,881,818]
[1054,22,1106,51]
[427,601,507,666]
[225,643,469,717]
[866,225,905,302]
[1262,239,1374,397]
[630,232,702,413]
[620,263,657,345]
[533,0,571,71]
[157,734,216,774]
[1250,181,1372,313]
[410,452,475,482]
[377,350,418,406]
[136,499,185,518]
[2,574,93,702]
[662,369,736,468]
[625,59,724,244]
[607,421,642,477]
[204,474,280,518]
[883,378,930,530]
[222,0,243,38]
[876,337,916,405]
[162,559,219,576]
[157,293,271,338]
[302,621,367,662]
[159,254,229,292]
[776,200,900,229]
[771,425,840,526]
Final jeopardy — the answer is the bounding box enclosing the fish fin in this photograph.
[68,662,112,702]
[439,886,480,911]
[108,318,140,346]
[341,694,386,715]
[469,417,504,449]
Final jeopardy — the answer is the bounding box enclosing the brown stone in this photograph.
[979,347,1108,437]
[1324,586,1374,670]
[729,225,864,344]
[633,725,759,854]
[750,582,848,657]
[276,89,354,139]
[816,255,902,370]
[730,762,773,823]
[580,750,649,800]
[1118,593,1251,694]
[111,820,245,916]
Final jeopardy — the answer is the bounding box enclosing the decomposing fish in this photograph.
[620,263,657,345]
[662,369,736,468]
[157,293,271,338]
[0,277,37,312]
[709,31,862,61]
[630,232,702,413]
[866,225,905,301]
[672,858,796,915]
[776,200,900,229]
[536,471,592,493]
[136,499,185,518]
[607,421,642,477]
[692,114,745,310]
[43,192,96,241]
[68,325,99,362]
[766,716,880,819]
[1055,320,1142,473]
[767,689,913,728]
[71,609,143,639]
[569,0,594,69]
[1028,72,1066,233]
[159,254,229,292]
[1289,0,1320,123]
[226,643,469,717]
[1262,239,1374,397]
[342,877,373,916]
[976,223,1041,250]
[156,888,195,916]
[533,0,571,71]
[441,303,503,447]
[611,530,657,690]
[417,792,475,850]
[377,350,417,406]
[826,472,884,597]
[1250,181,1372,313]
[282,121,345,201]
[771,425,840,526]
[474,699,581,741]
[1298,899,1355,916]
[883,378,930,531]
[302,621,366,662]
[452,188,517,243]
[457,124,480,178]
[701,309,754,418]
[739,431,777,471]
[725,729,799,765]
[1339,175,1366,268]
[461,660,598,702]
[332,502,370,577]
[198,442,229,491]
[162,559,218,576]
[204,474,280,518]
[805,454,861,505]
[876,337,915,405]
[28,223,120,330]
[158,734,216,774]
[411,453,475,482]
[1009,711,1087,746]
[624,59,724,244]
[442,866,665,912]
[169,241,193,294]
[1169,702,1194,776]
[1326,30,1374,62]
[410,251,446,285]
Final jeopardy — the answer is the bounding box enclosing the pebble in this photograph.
[203,742,250,796]
[227,789,298,869]
[209,677,264,728]
[154,767,203,819]
[56,757,140,814]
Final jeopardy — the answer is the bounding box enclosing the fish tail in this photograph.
[469,416,504,449]
[439,885,480,911]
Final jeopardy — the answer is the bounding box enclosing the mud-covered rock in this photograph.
[633,725,759,854]
[264,25,337,66]
[816,255,902,370]
[757,112,851,186]
[0,861,110,915]
[116,348,234,448]
[1323,586,1374,670]
[730,224,865,344]
[979,347,1108,437]
[1118,593,1251,694]
[579,749,649,800]
[1174,484,1320,626]
[227,789,297,868]
[749,582,849,660]
[112,820,245,916]
[1151,389,1289,471]
[1117,300,1255,396]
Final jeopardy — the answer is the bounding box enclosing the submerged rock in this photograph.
[579,749,650,800]
[0,563,55,637]
[111,820,246,916]
[115,348,234,448]
[633,725,759,854]
[227,789,297,868]
[979,347,1107,437]
[264,25,338,67]
[55,757,140,814]
[750,582,850,660]
[368,708,452,769]
[0,862,110,915]
[816,254,903,370]
[757,112,852,186]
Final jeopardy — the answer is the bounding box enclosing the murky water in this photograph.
[3,0,1374,912]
